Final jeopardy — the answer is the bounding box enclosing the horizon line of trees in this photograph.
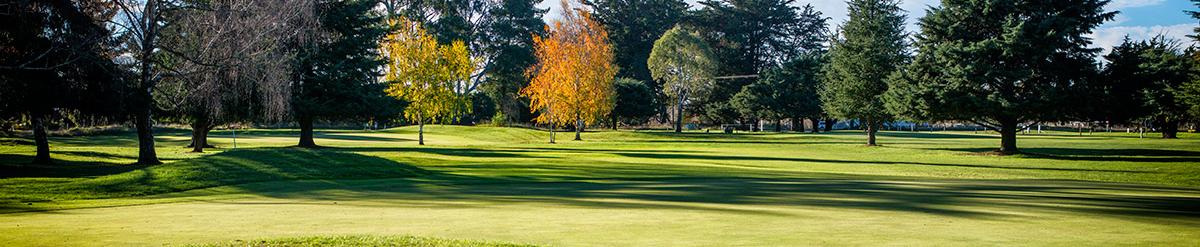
[5,0,1200,164]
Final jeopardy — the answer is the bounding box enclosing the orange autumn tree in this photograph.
[521,0,618,143]
[380,17,474,145]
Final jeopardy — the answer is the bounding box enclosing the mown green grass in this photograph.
[197,235,536,247]
[1,126,1199,246]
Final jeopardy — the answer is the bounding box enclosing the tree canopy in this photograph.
[886,0,1114,154]
[381,17,474,145]
[648,25,718,132]
[821,0,907,146]
[522,0,618,142]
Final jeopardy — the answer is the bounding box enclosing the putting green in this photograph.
[2,126,1198,246]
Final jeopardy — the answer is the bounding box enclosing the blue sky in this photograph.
[538,0,1199,55]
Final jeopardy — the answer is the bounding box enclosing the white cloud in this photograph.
[1106,0,1166,10]
[1088,24,1198,55]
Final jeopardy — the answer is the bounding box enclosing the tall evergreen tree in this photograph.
[293,0,388,147]
[1180,1,1200,120]
[583,0,688,84]
[886,0,1114,154]
[480,0,545,124]
[820,0,907,146]
[691,0,827,123]
[1100,38,1196,138]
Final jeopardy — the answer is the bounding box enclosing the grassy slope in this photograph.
[2,126,1200,246]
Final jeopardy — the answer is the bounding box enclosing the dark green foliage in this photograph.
[611,78,658,127]
[1188,0,1200,42]
[734,54,825,129]
[0,0,124,163]
[886,0,1113,153]
[821,0,907,145]
[691,0,828,123]
[1099,38,1196,138]
[465,93,496,125]
[583,0,688,84]
[480,0,545,124]
[293,0,391,147]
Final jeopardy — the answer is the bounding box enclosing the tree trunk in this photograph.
[549,123,555,144]
[135,106,159,164]
[792,117,803,133]
[418,121,425,145]
[1162,119,1179,139]
[611,114,618,130]
[774,119,782,132]
[134,0,160,165]
[824,119,834,132]
[31,114,51,164]
[574,118,583,141]
[674,95,685,133]
[999,120,1019,155]
[298,114,316,147]
[190,117,210,153]
[866,119,878,146]
[810,118,818,134]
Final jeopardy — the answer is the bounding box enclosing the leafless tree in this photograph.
[155,0,317,152]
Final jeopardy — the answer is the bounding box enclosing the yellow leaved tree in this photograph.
[522,0,618,143]
[380,17,473,145]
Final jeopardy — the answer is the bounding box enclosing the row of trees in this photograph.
[4,0,1200,164]
[821,0,1200,154]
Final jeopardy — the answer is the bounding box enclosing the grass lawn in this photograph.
[1,126,1199,246]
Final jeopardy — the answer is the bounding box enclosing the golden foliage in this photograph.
[380,17,474,124]
[521,0,618,127]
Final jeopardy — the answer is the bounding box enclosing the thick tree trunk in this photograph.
[999,120,1019,155]
[298,114,316,147]
[190,117,210,153]
[611,114,618,130]
[31,114,51,164]
[135,107,160,164]
[134,0,160,165]
[792,118,803,133]
[574,118,583,141]
[674,96,685,133]
[1162,119,1179,139]
[774,119,782,132]
[824,119,834,132]
[866,119,878,146]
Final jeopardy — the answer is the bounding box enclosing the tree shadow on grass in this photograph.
[3,145,1198,225]
[937,147,1200,163]
[0,147,428,211]
[610,152,1157,173]
[328,146,536,158]
[222,173,1200,222]
[0,154,152,178]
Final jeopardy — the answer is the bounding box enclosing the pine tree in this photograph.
[886,0,1114,154]
[820,0,907,146]
[480,0,546,124]
[293,0,388,147]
